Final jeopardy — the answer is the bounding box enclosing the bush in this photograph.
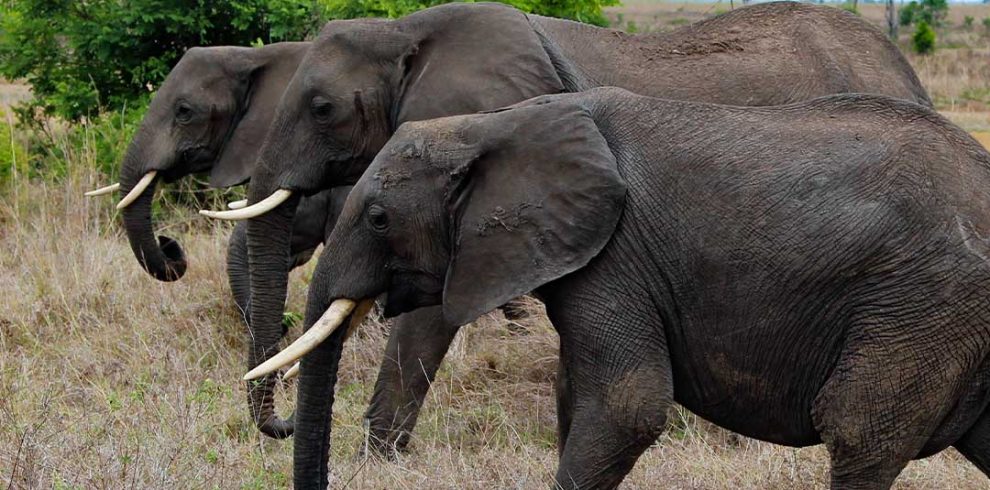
[913,20,937,54]
[899,1,917,26]
[983,16,990,31]
[0,109,28,187]
[0,0,325,122]
[899,0,948,27]
[964,15,975,29]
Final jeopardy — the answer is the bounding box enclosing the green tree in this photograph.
[899,0,948,27]
[913,20,936,54]
[0,0,324,122]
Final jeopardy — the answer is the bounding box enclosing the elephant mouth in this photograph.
[384,272,442,317]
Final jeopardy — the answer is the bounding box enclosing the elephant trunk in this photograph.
[245,184,301,438]
[293,305,350,489]
[120,167,187,282]
[227,223,251,322]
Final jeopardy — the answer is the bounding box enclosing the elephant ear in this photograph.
[394,3,564,122]
[210,44,306,188]
[442,103,626,327]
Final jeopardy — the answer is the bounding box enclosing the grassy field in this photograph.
[5,2,990,488]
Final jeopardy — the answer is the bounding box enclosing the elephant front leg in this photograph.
[544,285,673,489]
[363,305,460,458]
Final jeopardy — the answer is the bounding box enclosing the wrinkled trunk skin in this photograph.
[245,184,301,438]
[227,223,252,324]
[120,162,187,282]
[294,327,347,490]
[363,306,459,457]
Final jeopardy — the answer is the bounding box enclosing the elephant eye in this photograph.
[310,96,333,121]
[175,103,194,123]
[368,205,389,232]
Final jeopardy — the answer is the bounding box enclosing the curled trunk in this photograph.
[120,169,187,282]
[245,186,301,438]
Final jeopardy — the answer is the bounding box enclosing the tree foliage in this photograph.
[0,0,325,122]
[912,20,936,54]
[899,0,948,28]
[0,0,617,123]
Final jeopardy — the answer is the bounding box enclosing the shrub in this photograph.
[0,0,325,122]
[983,16,990,31]
[900,1,918,26]
[0,109,28,188]
[913,20,937,54]
[964,15,975,29]
[899,0,948,27]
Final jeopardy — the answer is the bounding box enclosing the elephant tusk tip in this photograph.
[244,367,269,381]
[227,199,248,210]
[282,362,301,381]
[199,209,222,218]
[84,182,120,197]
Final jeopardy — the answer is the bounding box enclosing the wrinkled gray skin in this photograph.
[115,43,345,437]
[243,1,932,454]
[303,87,990,489]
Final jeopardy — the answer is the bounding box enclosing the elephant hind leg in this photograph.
[955,405,990,478]
[812,317,985,489]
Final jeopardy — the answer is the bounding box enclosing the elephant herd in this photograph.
[84,2,990,488]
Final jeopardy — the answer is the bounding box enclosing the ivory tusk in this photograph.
[227,199,248,210]
[282,362,300,381]
[345,299,375,341]
[116,171,157,210]
[244,298,357,381]
[199,189,293,221]
[84,182,120,197]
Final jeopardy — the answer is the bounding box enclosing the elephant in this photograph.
[83,42,350,437]
[254,87,990,489]
[201,1,933,451]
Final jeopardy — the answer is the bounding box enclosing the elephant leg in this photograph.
[544,286,671,489]
[555,356,573,457]
[955,406,990,478]
[812,319,980,490]
[226,222,251,325]
[363,305,460,458]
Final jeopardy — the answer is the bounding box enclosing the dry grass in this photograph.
[5,4,990,488]
[4,172,989,489]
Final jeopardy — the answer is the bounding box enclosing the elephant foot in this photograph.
[359,418,411,461]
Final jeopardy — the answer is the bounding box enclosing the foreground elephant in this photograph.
[256,87,990,489]
[84,43,351,436]
[205,1,932,447]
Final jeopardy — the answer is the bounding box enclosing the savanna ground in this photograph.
[4,2,990,488]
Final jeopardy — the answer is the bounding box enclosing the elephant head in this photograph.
[245,95,626,488]
[200,3,564,440]
[101,42,307,281]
